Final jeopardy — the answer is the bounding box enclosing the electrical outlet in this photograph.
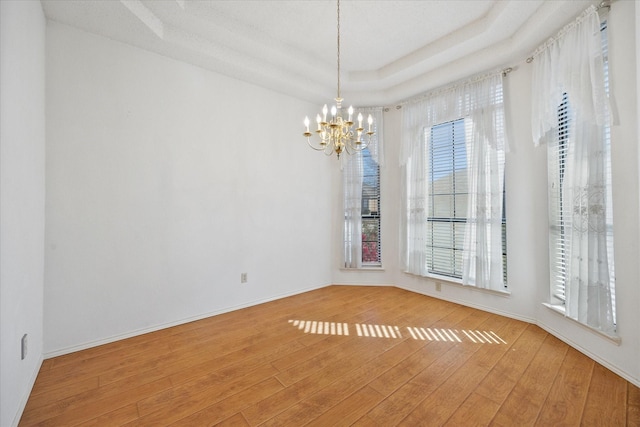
[241,273,248,283]
[21,334,27,360]
[435,282,442,292]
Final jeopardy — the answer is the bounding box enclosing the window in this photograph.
[548,94,571,303]
[426,119,468,278]
[541,16,616,333]
[343,108,383,269]
[402,72,507,291]
[361,148,381,264]
[425,119,507,283]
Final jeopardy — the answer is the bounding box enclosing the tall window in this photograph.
[362,148,381,264]
[534,9,615,334]
[426,119,468,278]
[402,72,507,291]
[425,119,507,283]
[343,108,383,268]
[548,94,571,303]
[548,20,615,321]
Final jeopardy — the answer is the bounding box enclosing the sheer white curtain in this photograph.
[531,6,615,333]
[360,107,384,166]
[400,73,507,288]
[401,134,428,276]
[462,75,506,290]
[343,152,363,268]
[343,107,383,268]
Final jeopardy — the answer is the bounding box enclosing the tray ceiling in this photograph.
[41,0,599,106]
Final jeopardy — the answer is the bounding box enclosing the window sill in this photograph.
[403,271,511,296]
[542,303,621,345]
[340,265,385,272]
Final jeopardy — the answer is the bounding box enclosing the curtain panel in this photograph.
[343,107,383,268]
[531,6,615,334]
[400,73,507,290]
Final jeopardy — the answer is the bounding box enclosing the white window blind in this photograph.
[548,94,571,303]
[426,118,470,278]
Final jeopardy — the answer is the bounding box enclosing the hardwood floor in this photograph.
[20,286,640,426]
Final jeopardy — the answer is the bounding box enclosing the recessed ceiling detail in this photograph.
[41,0,597,106]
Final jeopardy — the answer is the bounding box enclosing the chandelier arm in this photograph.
[306,140,327,151]
[346,141,368,154]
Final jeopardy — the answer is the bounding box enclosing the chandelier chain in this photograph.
[336,0,341,99]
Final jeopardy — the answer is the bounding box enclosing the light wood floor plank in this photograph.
[536,347,594,426]
[305,386,385,427]
[628,382,640,425]
[399,315,526,425]
[491,333,569,425]
[261,333,425,426]
[82,403,139,426]
[474,323,548,405]
[132,363,279,424]
[167,377,284,426]
[582,362,628,425]
[363,308,497,425]
[19,286,637,426]
[445,392,501,426]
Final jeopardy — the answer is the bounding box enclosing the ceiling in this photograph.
[41,0,599,106]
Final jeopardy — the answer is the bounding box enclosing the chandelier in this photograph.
[303,0,374,159]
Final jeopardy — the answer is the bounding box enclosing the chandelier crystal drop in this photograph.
[303,0,374,159]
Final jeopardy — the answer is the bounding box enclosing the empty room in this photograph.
[1,0,639,425]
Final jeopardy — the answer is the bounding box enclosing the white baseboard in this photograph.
[332,282,394,287]
[395,283,537,324]
[535,321,640,388]
[12,355,43,427]
[43,283,330,359]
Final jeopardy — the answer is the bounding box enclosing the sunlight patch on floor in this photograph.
[289,320,349,336]
[288,320,506,344]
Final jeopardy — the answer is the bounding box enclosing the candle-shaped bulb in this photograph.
[331,106,337,118]
[316,114,322,130]
[367,114,373,131]
[304,116,310,132]
[322,104,328,121]
[348,106,354,121]
[358,113,363,128]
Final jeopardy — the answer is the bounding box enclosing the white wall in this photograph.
[44,22,333,355]
[333,1,640,386]
[0,1,47,426]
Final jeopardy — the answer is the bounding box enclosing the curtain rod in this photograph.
[386,67,511,111]
[526,0,612,64]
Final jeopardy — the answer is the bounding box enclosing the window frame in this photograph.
[424,118,508,285]
[360,146,382,266]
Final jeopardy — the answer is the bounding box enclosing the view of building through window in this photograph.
[362,148,381,264]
